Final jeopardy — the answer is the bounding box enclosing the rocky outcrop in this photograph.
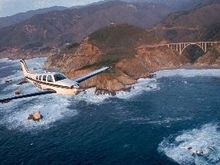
[195,45,220,67]
[28,112,43,121]
[45,25,189,93]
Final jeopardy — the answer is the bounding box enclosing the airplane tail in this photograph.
[20,59,30,76]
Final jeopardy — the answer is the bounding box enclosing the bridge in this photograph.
[167,41,220,55]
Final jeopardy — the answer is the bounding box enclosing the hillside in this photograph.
[45,16,220,93]
[45,24,187,93]
[154,3,220,42]
[123,0,203,10]
[0,0,173,58]
[0,6,66,29]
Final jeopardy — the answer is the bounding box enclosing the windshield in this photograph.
[54,74,66,81]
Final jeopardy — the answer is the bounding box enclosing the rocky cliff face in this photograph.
[45,25,189,94]
[45,24,220,93]
[195,45,220,66]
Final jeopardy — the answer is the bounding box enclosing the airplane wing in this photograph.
[0,90,56,104]
[73,66,110,83]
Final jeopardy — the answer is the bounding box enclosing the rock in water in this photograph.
[28,112,43,121]
[15,90,21,95]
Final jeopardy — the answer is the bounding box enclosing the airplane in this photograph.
[0,59,109,103]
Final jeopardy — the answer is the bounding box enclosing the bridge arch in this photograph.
[167,41,220,55]
[181,43,205,55]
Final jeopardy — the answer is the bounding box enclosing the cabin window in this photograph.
[39,75,42,81]
[47,75,53,82]
[36,76,38,80]
[43,75,47,81]
[54,74,66,81]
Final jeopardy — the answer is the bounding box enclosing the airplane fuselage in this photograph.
[25,72,79,96]
[0,59,109,103]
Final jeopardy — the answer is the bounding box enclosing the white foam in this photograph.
[0,71,21,85]
[75,69,220,104]
[116,78,158,99]
[73,78,159,103]
[26,57,47,72]
[155,69,220,79]
[120,116,192,126]
[158,124,220,165]
[0,57,46,85]
[0,94,77,131]
[146,117,192,126]
[0,57,78,131]
[0,58,18,64]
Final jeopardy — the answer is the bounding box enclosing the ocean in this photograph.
[0,58,220,165]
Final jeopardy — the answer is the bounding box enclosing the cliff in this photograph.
[195,45,220,66]
[45,25,188,94]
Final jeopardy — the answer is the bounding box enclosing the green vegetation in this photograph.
[89,24,149,50]
[87,24,151,68]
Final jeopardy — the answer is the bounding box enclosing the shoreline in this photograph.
[1,57,220,95]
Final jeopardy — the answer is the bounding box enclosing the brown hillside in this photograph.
[0,1,172,54]
[45,24,187,93]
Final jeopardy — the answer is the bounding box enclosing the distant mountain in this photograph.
[121,0,203,10]
[0,1,173,51]
[0,6,67,29]
[154,2,220,42]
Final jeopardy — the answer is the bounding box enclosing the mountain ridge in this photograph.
[0,6,67,29]
[0,0,173,55]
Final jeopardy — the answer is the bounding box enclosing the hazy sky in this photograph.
[0,0,102,17]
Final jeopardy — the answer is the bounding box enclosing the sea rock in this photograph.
[28,111,43,121]
[15,90,21,95]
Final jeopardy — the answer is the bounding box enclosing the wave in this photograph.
[73,78,159,103]
[119,116,192,126]
[155,69,220,79]
[0,94,77,131]
[0,58,18,64]
[0,57,46,85]
[0,57,78,131]
[158,123,220,165]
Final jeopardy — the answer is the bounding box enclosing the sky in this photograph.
[0,0,102,17]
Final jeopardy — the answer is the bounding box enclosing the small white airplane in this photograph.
[0,59,109,103]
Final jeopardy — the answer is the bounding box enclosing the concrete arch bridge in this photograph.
[167,41,220,55]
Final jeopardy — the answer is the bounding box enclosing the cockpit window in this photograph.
[47,75,53,82]
[54,74,66,81]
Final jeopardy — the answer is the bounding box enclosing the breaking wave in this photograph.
[0,57,46,85]
[119,116,192,126]
[0,57,77,131]
[158,124,220,165]
[0,95,77,131]
[155,69,220,79]
[74,78,159,103]
[2,58,220,131]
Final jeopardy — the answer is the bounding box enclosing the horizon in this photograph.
[0,0,103,17]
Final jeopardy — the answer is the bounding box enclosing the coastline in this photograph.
[1,56,220,95]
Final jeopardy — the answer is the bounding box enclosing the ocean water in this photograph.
[1,58,220,164]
